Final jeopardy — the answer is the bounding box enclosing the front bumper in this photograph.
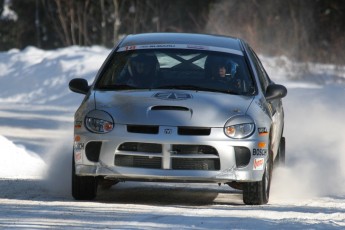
[76,164,259,183]
[74,124,268,183]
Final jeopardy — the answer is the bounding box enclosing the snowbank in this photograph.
[0,46,109,105]
[0,135,45,179]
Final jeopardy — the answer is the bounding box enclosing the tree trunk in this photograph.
[100,0,106,46]
[55,0,71,46]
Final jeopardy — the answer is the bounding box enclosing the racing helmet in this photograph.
[128,53,159,78]
[205,55,238,79]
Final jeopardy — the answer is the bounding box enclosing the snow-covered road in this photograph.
[0,47,344,229]
[0,178,344,229]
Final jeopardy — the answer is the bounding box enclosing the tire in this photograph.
[275,137,286,167]
[72,154,98,200]
[242,153,273,205]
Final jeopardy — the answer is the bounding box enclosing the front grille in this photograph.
[115,143,219,171]
[178,127,211,136]
[172,145,218,155]
[118,142,162,153]
[172,158,220,170]
[115,155,162,169]
[171,145,220,171]
[127,125,159,134]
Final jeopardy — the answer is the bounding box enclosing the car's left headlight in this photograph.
[224,115,255,139]
[85,110,114,133]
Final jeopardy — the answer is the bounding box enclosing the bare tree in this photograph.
[100,0,106,45]
[113,0,121,43]
[55,0,72,46]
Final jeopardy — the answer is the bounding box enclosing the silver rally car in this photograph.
[69,33,287,205]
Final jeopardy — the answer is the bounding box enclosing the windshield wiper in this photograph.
[155,85,240,95]
[156,85,208,90]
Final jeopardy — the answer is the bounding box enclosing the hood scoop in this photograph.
[148,105,193,122]
[151,105,190,111]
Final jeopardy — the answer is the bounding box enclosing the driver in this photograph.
[211,58,237,81]
[208,57,241,90]
[120,54,158,87]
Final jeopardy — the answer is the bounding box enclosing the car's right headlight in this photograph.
[85,110,114,133]
[224,115,255,139]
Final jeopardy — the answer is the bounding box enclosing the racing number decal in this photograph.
[125,45,136,51]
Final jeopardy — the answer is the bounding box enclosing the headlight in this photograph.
[224,115,255,139]
[85,110,114,133]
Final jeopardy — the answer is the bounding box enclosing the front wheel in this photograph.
[242,156,272,205]
[72,154,98,200]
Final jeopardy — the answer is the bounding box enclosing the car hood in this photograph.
[94,90,254,127]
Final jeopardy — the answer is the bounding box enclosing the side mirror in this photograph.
[69,78,90,95]
[265,84,287,101]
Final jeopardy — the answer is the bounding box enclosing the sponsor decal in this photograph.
[125,45,136,50]
[74,142,85,150]
[117,44,243,55]
[74,121,82,129]
[131,44,175,50]
[253,158,265,170]
[75,151,82,163]
[186,45,208,50]
[258,127,269,136]
[141,44,176,49]
[253,148,267,156]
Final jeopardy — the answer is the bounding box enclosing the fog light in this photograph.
[234,146,251,167]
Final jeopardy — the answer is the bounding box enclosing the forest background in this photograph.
[0,0,344,65]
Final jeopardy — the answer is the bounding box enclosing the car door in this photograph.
[247,46,284,158]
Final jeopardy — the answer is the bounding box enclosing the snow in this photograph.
[0,46,345,229]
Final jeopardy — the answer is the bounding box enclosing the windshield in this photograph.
[95,49,255,95]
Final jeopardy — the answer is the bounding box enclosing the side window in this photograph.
[252,48,272,89]
[246,46,269,93]
[253,50,271,85]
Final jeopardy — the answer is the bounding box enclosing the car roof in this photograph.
[119,33,243,51]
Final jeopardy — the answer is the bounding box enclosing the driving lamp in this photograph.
[224,115,255,139]
[85,110,114,133]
